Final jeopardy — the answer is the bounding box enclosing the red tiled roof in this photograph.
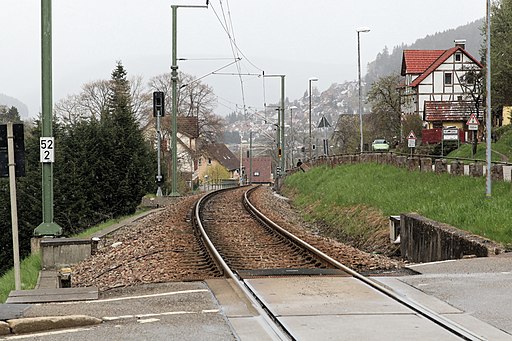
[424,100,481,122]
[401,49,445,75]
[405,47,484,88]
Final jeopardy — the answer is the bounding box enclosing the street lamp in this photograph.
[308,77,318,160]
[357,27,370,153]
[170,2,208,197]
[289,106,297,167]
[263,74,286,177]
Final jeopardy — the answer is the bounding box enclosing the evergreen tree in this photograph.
[0,106,21,123]
[489,0,512,110]
[102,61,153,216]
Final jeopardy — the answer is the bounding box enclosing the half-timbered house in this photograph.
[401,40,483,143]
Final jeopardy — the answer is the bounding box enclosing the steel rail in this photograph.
[194,186,293,341]
[243,187,487,341]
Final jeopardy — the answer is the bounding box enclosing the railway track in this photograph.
[194,186,487,341]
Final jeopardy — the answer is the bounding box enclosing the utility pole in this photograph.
[170,3,208,197]
[485,0,492,197]
[34,0,62,237]
[263,74,285,176]
[249,131,253,185]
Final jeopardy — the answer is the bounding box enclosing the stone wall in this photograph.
[400,213,502,262]
[303,152,511,182]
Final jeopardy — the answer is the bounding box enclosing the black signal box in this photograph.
[153,91,165,117]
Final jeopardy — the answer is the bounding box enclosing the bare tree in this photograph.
[55,77,150,126]
[147,72,222,145]
[459,66,484,156]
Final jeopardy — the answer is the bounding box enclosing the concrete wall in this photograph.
[400,213,502,263]
[40,238,94,270]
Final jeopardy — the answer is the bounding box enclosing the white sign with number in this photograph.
[40,137,55,163]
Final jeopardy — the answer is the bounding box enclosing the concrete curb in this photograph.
[6,315,102,335]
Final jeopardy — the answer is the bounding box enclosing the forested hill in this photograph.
[365,18,484,85]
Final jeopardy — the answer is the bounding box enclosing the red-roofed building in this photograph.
[401,40,483,142]
[242,157,272,185]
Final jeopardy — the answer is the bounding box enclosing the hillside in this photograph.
[365,19,484,86]
[225,20,485,145]
[0,93,29,117]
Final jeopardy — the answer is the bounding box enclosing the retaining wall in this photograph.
[399,213,502,263]
[303,153,512,182]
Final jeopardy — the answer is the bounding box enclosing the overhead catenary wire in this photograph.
[218,0,246,115]
[210,1,267,118]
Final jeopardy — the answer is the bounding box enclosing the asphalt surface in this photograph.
[396,253,512,336]
[1,282,235,340]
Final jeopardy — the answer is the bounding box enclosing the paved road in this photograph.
[384,253,512,336]
[2,282,235,341]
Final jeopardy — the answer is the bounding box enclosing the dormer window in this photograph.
[444,72,453,86]
[455,53,462,62]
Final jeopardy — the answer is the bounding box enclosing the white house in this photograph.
[401,40,483,143]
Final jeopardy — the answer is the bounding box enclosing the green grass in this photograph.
[0,254,41,303]
[0,208,151,303]
[284,163,512,246]
[447,129,512,162]
[73,208,149,238]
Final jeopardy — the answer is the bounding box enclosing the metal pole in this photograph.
[170,5,179,197]
[249,131,253,185]
[34,0,61,236]
[280,75,285,173]
[239,135,243,186]
[358,31,364,153]
[485,0,492,197]
[156,109,163,197]
[290,108,294,167]
[7,123,21,290]
[309,80,312,160]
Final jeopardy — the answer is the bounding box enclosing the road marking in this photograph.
[3,327,94,339]
[138,318,160,324]
[407,259,457,267]
[50,289,209,305]
[103,309,219,321]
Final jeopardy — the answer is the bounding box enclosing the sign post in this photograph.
[466,113,480,131]
[7,123,21,290]
[407,131,417,157]
[442,127,459,156]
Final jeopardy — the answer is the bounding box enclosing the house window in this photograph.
[198,158,202,166]
[253,171,260,177]
[444,72,453,86]
[455,53,462,62]
[208,158,212,164]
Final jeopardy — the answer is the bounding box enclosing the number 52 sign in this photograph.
[40,137,55,163]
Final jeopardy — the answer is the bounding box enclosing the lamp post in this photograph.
[170,2,208,197]
[485,0,492,197]
[308,77,318,160]
[263,74,286,177]
[289,106,297,168]
[357,27,370,153]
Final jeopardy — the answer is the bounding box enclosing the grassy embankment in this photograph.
[283,163,512,248]
[0,208,149,303]
[448,128,512,162]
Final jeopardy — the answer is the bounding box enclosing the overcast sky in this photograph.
[0,0,486,118]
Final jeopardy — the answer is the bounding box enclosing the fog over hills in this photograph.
[224,19,485,144]
[0,93,29,117]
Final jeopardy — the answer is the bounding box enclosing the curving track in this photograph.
[194,186,487,341]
